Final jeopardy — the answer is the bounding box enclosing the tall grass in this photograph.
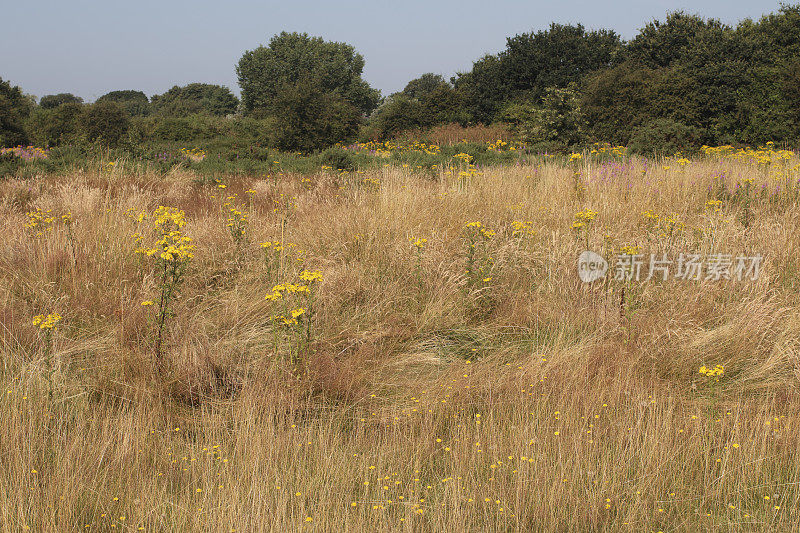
[1,152,799,531]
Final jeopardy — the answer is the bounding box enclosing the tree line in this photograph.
[2,4,799,154]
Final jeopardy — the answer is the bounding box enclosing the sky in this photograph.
[1,0,785,102]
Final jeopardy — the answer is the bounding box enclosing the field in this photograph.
[2,146,800,531]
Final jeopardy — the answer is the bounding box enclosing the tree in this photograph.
[39,93,83,109]
[454,23,622,123]
[401,73,448,100]
[625,12,735,69]
[150,84,239,117]
[26,102,83,146]
[237,32,380,116]
[368,96,433,139]
[0,77,33,147]
[265,78,362,152]
[79,101,129,146]
[96,90,150,117]
[581,62,660,144]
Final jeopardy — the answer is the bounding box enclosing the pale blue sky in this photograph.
[2,0,785,101]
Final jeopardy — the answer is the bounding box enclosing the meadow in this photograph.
[2,144,800,532]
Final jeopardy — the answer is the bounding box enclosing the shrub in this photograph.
[26,103,83,147]
[627,118,704,156]
[368,96,432,139]
[500,85,587,148]
[318,147,357,171]
[79,101,130,146]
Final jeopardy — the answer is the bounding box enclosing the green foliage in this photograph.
[368,96,432,139]
[25,103,83,147]
[0,77,33,147]
[318,147,358,172]
[367,77,470,139]
[237,31,380,116]
[454,23,622,123]
[627,119,704,157]
[150,84,238,117]
[625,12,734,68]
[79,101,130,146]
[262,78,362,152]
[96,90,150,117]
[581,62,659,145]
[501,85,586,148]
[39,93,83,109]
[401,73,448,99]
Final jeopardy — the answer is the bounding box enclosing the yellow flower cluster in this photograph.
[619,245,642,256]
[32,313,62,330]
[265,283,310,301]
[1,145,49,160]
[266,271,321,329]
[362,177,381,191]
[153,206,186,229]
[453,153,473,163]
[222,194,248,241]
[465,221,494,239]
[510,220,535,238]
[276,307,306,326]
[589,143,626,157]
[705,199,723,212]
[351,140,441,157]
[135,207,194,262]
[486,139,511,152]
[641,210,684,236]
[299,270,323,284]
[180,147,206,162]
[571,208,598,231]
[25,208,56,235]
[701,143,794,165]
[699,364,725,379]
[410,237,428,250]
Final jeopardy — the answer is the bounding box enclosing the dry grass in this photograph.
[1,154,800,531]
[392,123,512,145]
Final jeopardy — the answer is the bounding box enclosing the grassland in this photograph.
[1,148,800,531]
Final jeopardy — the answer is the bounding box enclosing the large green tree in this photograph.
[237,32,380,116]
[454,23,622,123]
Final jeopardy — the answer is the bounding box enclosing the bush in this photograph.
[318,147,357,171]
[627,119,704,156]
[368,96,432,139]
[79,101,130,146]
[26,103,83,147]
[0,150,22,178]
[500,85,587,148]
[149,116,220,142]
